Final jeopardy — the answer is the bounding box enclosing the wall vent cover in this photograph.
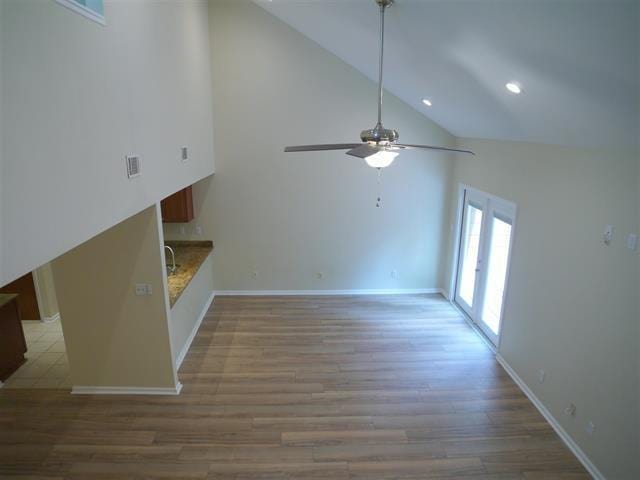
[126,155,141,178]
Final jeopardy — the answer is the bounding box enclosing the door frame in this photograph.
[449,184,518,350]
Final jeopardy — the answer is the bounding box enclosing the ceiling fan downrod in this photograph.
[361,0,398,145]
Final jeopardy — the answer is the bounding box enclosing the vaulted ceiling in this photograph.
[255,0,639,149]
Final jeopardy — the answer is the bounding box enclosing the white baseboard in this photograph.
[174,291,215,370]
[215,288,444,296]
[495,354,604,480]
[42,312,61,324]
[72,383,183,396]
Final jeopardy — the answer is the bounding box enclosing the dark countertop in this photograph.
[165,241,214,308]
[0,294,18,309]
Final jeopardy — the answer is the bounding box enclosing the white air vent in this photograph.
[126,155,141,178]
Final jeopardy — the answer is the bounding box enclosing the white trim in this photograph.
[215,288,443,296]
[71,383,183,396]
[42,312,61,324]
[54,0,106,25]
[496,354,605,480]
[449,298,496,353]
[174,291,215,369]
[31,271,45,321]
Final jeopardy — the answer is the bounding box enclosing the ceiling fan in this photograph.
[284,0,474,169]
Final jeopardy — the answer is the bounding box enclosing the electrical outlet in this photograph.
[538,369,545,383]
[179,225,186,235]
[390,270,398,279]
[603,225,613,245]
[585,421,596,436]
[627,234,637,251]
[135,284,152,296]
[252,271,258,279]
[181,146,189,162]
[195,225,203,236]
[316,272,324,280]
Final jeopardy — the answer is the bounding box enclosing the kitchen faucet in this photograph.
[164,245,177,275]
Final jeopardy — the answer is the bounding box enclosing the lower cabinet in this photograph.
[0,295,27,381]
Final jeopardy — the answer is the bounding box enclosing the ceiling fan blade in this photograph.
[395,144,475,156]
[284,143,363,153]
[345,144,381,159]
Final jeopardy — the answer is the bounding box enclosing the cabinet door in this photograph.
[160,186,195,223]
[0,300,27,381]
[0,273,40,320]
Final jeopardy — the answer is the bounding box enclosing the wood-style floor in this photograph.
[0,294,589,479]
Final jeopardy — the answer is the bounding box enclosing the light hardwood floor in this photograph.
[0,294,589,479]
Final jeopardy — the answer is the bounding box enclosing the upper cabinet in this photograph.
[161,186,194,223]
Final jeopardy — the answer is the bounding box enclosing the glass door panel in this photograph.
[458,204,483,307]
[454,192,486,317]
[454,187,516,346]
[479,215,513,339]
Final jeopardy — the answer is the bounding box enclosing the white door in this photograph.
[454,187,516,346]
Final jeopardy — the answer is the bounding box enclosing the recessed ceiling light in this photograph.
[422,99,432,107]
[506,82,522,94]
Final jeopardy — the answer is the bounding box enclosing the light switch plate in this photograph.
[627,234,637,251]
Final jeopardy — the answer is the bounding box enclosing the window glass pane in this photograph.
[459,205,483,307]
[481,216,512,334]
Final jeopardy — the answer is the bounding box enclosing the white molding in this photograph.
[496,354,605,480]
[72,383,183,396]
[31,271,46,321]
[174,291,215,369]
[54,0,106,25]
[215,288,444,296]
[42,312,61,324]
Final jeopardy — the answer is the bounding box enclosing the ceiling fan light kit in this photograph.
[284,0,474,168]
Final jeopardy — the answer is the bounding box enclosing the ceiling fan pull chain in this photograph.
[376,167,383,208]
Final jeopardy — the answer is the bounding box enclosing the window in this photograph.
[55,0,105,25]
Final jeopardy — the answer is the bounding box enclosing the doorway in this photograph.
[454,186,516,346]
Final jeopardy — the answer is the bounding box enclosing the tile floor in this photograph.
[1,319,70,389]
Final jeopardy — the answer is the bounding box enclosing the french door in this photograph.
[454,187,516,346]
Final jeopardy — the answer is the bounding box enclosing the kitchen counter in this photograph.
[165,241,214,308]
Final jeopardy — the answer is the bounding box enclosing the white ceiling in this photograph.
[255,0,639,149]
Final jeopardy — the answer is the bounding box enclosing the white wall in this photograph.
[448,138,639,478]
[0,0,215,286]
[163,0,455,292]
[0,0,5,286]
[169,253,214,369]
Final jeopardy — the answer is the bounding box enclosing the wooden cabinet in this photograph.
[0,295,27,381]
[161,186,195,223]
[0,272,40,320]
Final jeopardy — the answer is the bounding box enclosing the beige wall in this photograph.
[164,0,455,292]
[52,206,177,390]
[1,0,215,286]
[449,138,639,478]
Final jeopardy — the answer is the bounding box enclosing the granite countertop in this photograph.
[165,240,214,308]
[0,293,18,309]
